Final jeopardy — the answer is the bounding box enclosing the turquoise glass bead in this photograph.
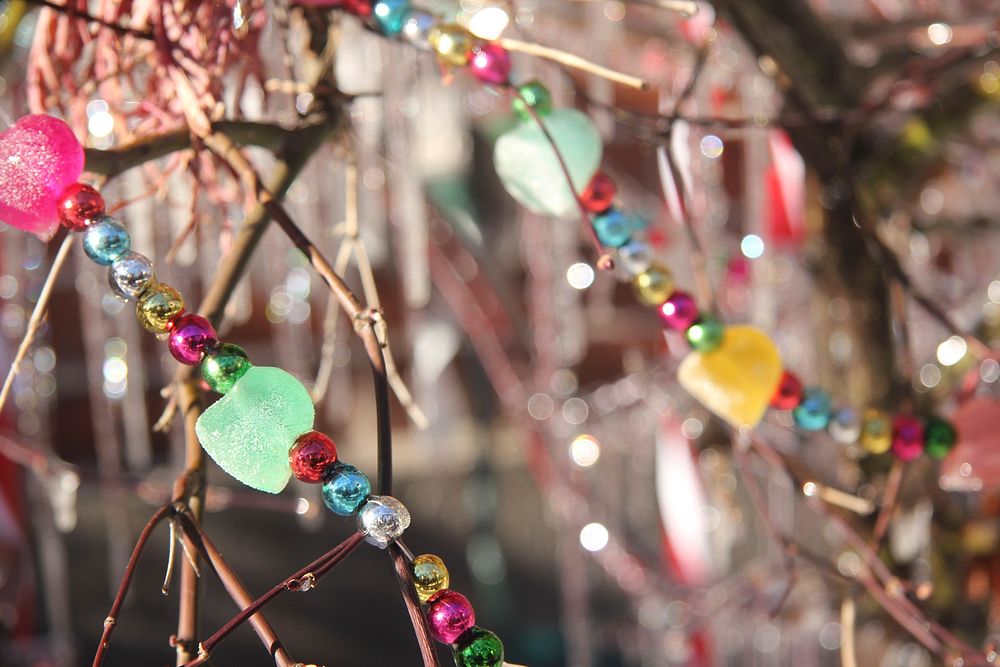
[373,0,410,35]
[592,209,633,248]
[322,463,372,516]
[82,215,130,266]
[793,387,832,430]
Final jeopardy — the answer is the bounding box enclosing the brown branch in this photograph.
[390,543,441,667]
[91,505,174,667]
[172,381,205,665]
[23,0,154,40]
[84,119,333,179]
[201,130,395,495]
[174,511,295,666]
[177,530,366,667]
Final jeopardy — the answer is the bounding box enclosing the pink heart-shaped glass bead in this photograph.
[0,115,84,240]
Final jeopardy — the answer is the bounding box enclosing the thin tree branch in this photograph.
[23,0,154,40]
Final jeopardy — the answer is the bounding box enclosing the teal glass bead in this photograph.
[686,316,724,352]
[373,0,410,35]
[793,387,832,431]
[82,215,130,266]
[592,209,633,248]
[511,80,553,122]
[454,627,505,667]
[924,416,957,459]
[322,463,372,516]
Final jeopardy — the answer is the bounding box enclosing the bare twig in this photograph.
[23,0,154,40]
[389,543,441,667]
[0,230,73,416]
[499,37,649,91]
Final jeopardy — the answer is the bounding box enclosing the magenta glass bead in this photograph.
[891,415,925,462]
[168,313,218,365]
[658,290,698,331]
[426,590,476,644]
[469,43,511,85]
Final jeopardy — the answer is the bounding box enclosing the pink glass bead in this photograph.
[426,590,476,644]
[658,290,698,330]
[891,415,925,461]
[289,431,338,483]
[0,114,84,239]
[168,313,218,365]
[469,43,511,85]
[58,183,105,231]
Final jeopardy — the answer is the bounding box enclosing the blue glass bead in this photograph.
[793,387,832,431]
[373,0,410,35]
[322,463,372,516]
[592,209,633,248]
[83,215,131,266]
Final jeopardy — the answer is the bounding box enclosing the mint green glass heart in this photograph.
[493,109,603,218]
[195,366,314,494]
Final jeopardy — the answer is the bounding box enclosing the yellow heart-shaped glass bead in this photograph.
[678,325,783,429]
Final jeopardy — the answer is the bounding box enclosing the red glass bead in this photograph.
[168,313,218,365]
[891,415,924,461]
[658,290,698,331]
[469,43,511,85]
[57,183,105,231]
[770,371,804,410]
[581,172,616,213]
[289,431,338,483]
[426,590,476,644]
[343,0,372,16]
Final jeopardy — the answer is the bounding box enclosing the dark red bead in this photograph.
[289,431,338,483]
[58,183,105,231]
[581,172,616,213]
[343,0,372,16]
[770,371,804,410]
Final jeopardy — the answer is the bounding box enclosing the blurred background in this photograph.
[0,0,999,665]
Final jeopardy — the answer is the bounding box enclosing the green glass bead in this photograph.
[453,627,504,667]
[201,343,251,394]
[511,80,553,121]
[412,554,450,602]
[924,416,957,459]
[136,282,185,333]
[195,366,314,493]
[686,316,724,352]
[493,108,603,218]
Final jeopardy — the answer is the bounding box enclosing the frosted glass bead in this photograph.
[494,109,602,218]
[195,366,314,493]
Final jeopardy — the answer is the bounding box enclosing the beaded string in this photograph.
[344,0,960,463]
[53,143,506,667]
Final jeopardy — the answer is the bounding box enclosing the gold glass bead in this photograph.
[632,262,675,306]
[429,23,474,66]
[412,553,449,602]
[860,408,891,454]
[137,282,185,333]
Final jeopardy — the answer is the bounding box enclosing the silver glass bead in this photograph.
[616,240,654,277]
[357,495,411,549]
[109,252,155,300]
[829,407,861,444]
